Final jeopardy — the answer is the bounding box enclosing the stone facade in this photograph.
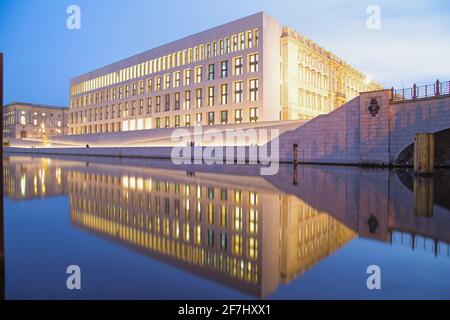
[3,102,68,141]
[68,12,380,136]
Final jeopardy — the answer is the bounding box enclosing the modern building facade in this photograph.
[68,12,381,135]
[3,102,68,141]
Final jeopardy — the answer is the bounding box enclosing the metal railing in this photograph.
[391,80,450,102]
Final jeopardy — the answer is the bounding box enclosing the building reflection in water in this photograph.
[3,156,450,298]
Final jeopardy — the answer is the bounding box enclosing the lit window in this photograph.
[234,57,243,76]
[235,109,243,124]
[249,54,258,73]
[249,79,258,101]
[221,84,228,105]
[250,107,258,123]
[195,66,202,83]
[208,64,215,81]
[234,81,243,103]
[208,86,215,106]
[221,60,228,78]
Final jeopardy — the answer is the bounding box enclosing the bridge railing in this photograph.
[391,80,450,102]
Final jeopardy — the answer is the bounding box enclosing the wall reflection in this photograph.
[4,156,450,297]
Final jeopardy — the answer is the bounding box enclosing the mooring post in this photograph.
[436,79,441,96]
[413,83,417,99]
[414,133,434,176]
[293,144,299,167]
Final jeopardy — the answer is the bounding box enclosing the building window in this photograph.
[208,86,215,106]
[240,33,245,50]
[174,92,181,110]
[139,81,144,94]
[164,116,170,128]
[184,69,191,86]
[164,94,170,111]
[124,102,129,117]
[185,90,191,109]
[139,99,144,115]
[220,232,228,251]
[249,79,259,101]
[232,35,238,52]
[156,96,161,113]
[196,89,202,108]
[111,104,115,118]
[248,238,258,259]
[250,107,259,123]
[147,79,153,93]
[155,117,161,128]
[156,77,161,91]
[131,101,136,116]
[219,40,224,55]
[225,37,231,54]
[175,115,180,128]
[234,81,243,103]
[132,82,137,96]
[255,29,259,46]
[185,114,191,127]
[164,74,170,90]
[147,97,152,114]
[174,71,181,87]
[208,112,214,125]
[220,110,228,124]
[195,66,202,83]
[196,113,202,124]
[234,57,243,76]
[221,84,228,105]
[125,85,129,98]
[235,109,243,124]
[208,64,215,81]
[249,53,258,73]
[247,31,253,48]
[118,87,123,99]
[221,60,228,78]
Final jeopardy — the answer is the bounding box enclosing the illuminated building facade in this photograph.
[68,12,381,135]
[3,102,68,141]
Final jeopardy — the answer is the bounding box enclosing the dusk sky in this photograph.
[1,0,449,106]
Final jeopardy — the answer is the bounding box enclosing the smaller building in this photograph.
[3,102,68,141]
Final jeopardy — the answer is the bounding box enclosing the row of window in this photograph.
[71,28,260,96]
[71,54,259,108]
[70,80,259,124]
[69,108,259,134]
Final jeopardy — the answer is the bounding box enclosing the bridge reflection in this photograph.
[3,155,450,297]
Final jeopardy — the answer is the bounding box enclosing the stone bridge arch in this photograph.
[394,128,450,167]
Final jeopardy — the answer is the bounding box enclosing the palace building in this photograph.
[3,102,68,141]
[68,12,381,135]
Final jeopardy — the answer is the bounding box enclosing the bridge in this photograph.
[279,80,450,166]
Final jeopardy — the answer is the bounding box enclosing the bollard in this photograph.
[413,176,434,217]
[293,144,299,167]
[414,133,434,175]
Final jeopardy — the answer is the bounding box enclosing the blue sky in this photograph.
[1,0,449,106]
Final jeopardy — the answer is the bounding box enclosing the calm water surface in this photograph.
[3,155,450,299]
